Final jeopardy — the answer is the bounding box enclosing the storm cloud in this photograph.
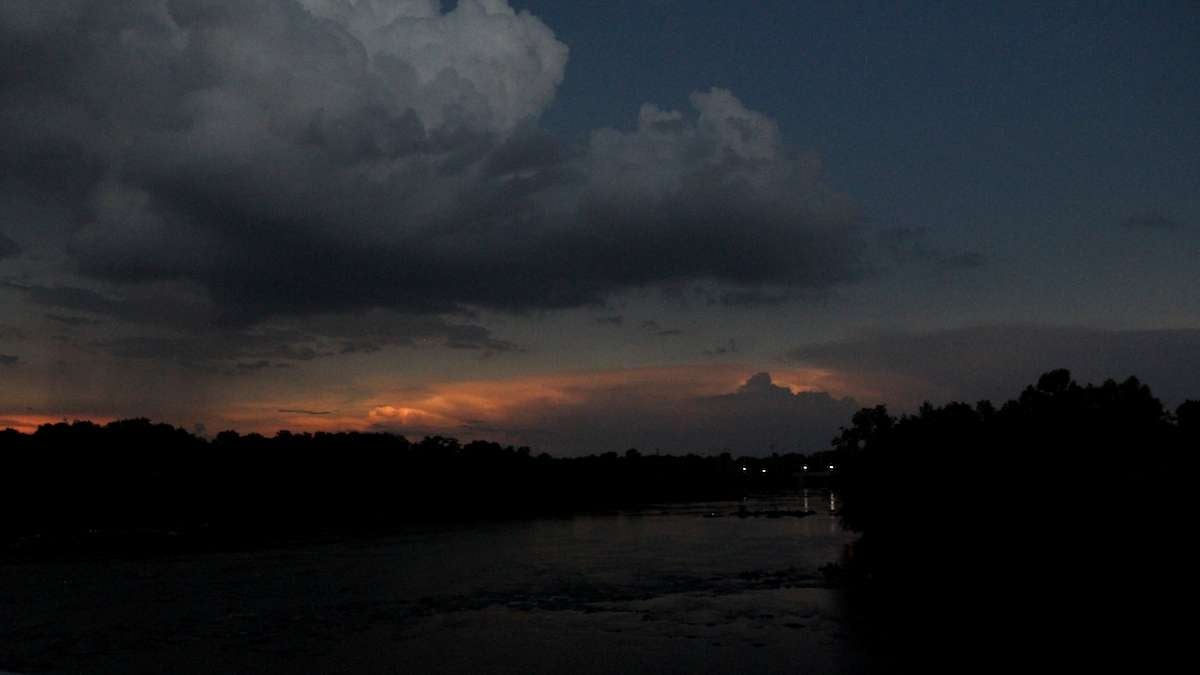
[1,0,864,325]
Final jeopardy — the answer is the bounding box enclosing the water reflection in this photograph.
[799,488,839,516]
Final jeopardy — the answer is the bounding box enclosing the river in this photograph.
[1,490,874,674]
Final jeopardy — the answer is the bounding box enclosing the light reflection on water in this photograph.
[798,489,836,518]
[543,490,851,580]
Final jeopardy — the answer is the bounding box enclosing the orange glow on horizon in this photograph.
[0,414,117,434]
[4,363,881,441]
[351,363,864,440]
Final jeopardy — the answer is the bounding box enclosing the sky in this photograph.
[1,0,1197,453]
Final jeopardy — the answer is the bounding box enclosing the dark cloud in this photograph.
[92,311,518,369]
[1120,213,1186,231]
[2,275,519,366]
[4,281,210,329]
[0,1,864,324]
[278,409,332,416]
[789,325,1200,407]
[0,354,18,366]
[6,282,123,317]
[594,315,624,325]
[0,233,20,260]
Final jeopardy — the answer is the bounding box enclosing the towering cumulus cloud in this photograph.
[1,0,862,325]
[301,0,567,133]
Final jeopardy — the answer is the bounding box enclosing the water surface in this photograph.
[1,491,871,674]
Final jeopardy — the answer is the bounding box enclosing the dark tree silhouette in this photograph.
[832,370,1191,671]
[0,421,818,555]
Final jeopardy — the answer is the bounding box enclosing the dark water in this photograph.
[1,491,872,674]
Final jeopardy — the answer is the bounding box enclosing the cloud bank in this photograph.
[1,0,863,325]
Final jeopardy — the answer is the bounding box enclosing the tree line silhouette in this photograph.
[0,420,842,555]
[2,369,1193,568]
[828,369,1196,670]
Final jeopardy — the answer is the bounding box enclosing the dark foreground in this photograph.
[1,492,874,675]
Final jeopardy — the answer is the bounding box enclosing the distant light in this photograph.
[761,469,767,474]
[802,465,809,471]
[741,466,747,472]
[828,465,835,471]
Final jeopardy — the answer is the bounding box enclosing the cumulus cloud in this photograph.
[788,325,1200,408]
[0,0,863,325]
[366,367,860,454]
[301,0,568,133]
[575,89,865,296]
[683,372,861,453]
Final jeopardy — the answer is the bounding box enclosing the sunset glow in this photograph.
[0,414,115,434]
